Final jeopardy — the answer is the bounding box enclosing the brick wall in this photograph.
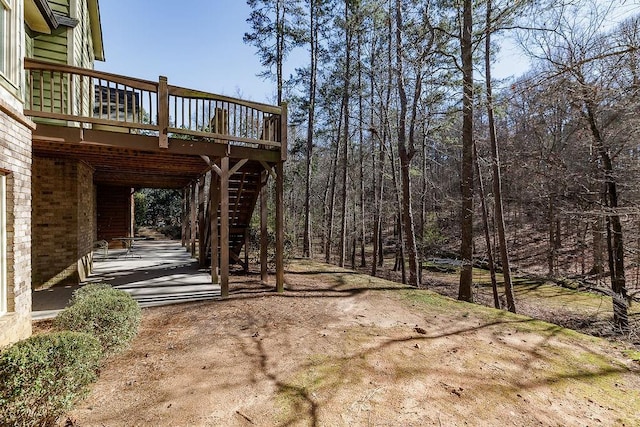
[0,103,34,347]
[32,157,96,289]
[77,162,95,281]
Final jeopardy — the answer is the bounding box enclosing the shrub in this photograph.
[69,283,113,304]
[55,286,141,355]
[0,331,102,427]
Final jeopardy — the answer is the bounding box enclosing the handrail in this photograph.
[25,58,159,91]
[24,58,284,153]
[168,85,281,114]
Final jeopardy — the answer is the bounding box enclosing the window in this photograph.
[0,0,10,77]
[0,173,6,315]
[0,0,18,88]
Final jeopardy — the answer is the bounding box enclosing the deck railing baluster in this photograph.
[68,73,74,117]
[124,85,128,123]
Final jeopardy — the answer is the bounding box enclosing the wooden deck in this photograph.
[25,58,287,296]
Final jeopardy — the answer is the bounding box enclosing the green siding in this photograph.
[28,0,70,65]
[25,29,33,58]
[25,0,98,119]
[32,33,68,64]
[49,0,69,16]
[72,0,95,69]
[70,0,95,116]
[25,1,97,121]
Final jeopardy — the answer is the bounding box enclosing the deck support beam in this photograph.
[158,76,169,149]
[275,161,284,292]
[181,188,187,247]
[190,181,197,256]
[244,231,249,273]
[210,172,219,284]
[220,156,230,298]
[197,174,206,267]
[260,170,268,284]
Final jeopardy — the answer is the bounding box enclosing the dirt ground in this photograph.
[55,260,640,427]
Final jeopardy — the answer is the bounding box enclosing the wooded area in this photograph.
[243,0,639,335]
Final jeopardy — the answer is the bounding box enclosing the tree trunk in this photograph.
[371,27,382,277]
[325,120,342,263]
[485,0,515,313]
[389,142,407,284]
[338,0,352,267]
[474,143,500,309]
[375,5,394,272]
[394,0,419,286]
[358,22,366,268]
[548,192,556,276]
[276,0,284,106]
[458,0,474,302]
[302,0,318,259]
[584,95,628,332]
[591,215,604,276]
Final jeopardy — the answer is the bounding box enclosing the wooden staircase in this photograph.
[197,161,266,271]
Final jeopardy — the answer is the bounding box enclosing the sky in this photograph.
[95,0,279,103]
[95,1,638,105]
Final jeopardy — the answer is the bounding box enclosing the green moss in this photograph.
[547,348,639,416]
[275,353,360,424]
[399,288,463,311]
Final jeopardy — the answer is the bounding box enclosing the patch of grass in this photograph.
[540,345,640,422]
[623,350,640,363]
[399,288,463,311]
[422,261,458,274]
[399,285,613,346]
[275,354,356,424]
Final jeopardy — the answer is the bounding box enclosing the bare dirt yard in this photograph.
[54,260,640,426]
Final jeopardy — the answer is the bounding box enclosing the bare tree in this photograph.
[458,0,475,301]
[485,0,516,312]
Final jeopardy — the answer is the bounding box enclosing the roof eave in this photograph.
[24,0,58,34]
[87,0,105,61]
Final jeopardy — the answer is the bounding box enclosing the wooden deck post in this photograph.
[220,156,230,297]
[185,185,192,251]
[210,172,220,284]
[275,161,284,292]
[260,170,268,284]
[244,230,249,273]
[197,174,206,267]
[130,188,135,238]
[181,188,187,247]
[280,102,288,161]
[190,181,197,257]
[158,76,169,149]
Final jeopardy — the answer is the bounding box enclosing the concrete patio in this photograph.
[32,239,221,320]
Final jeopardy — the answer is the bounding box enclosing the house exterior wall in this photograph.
[31,157,95,289]
[97,185,132,248]
[70,0,95,117]
[25,28,33,59]
[28,1,100,291]
[70,0,95,69]
[0,0,33,347]
[31,0,69,64]
[27,0,97,118]
[0,98,34,347]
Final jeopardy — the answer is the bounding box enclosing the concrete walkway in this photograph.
[32,239,221,320]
